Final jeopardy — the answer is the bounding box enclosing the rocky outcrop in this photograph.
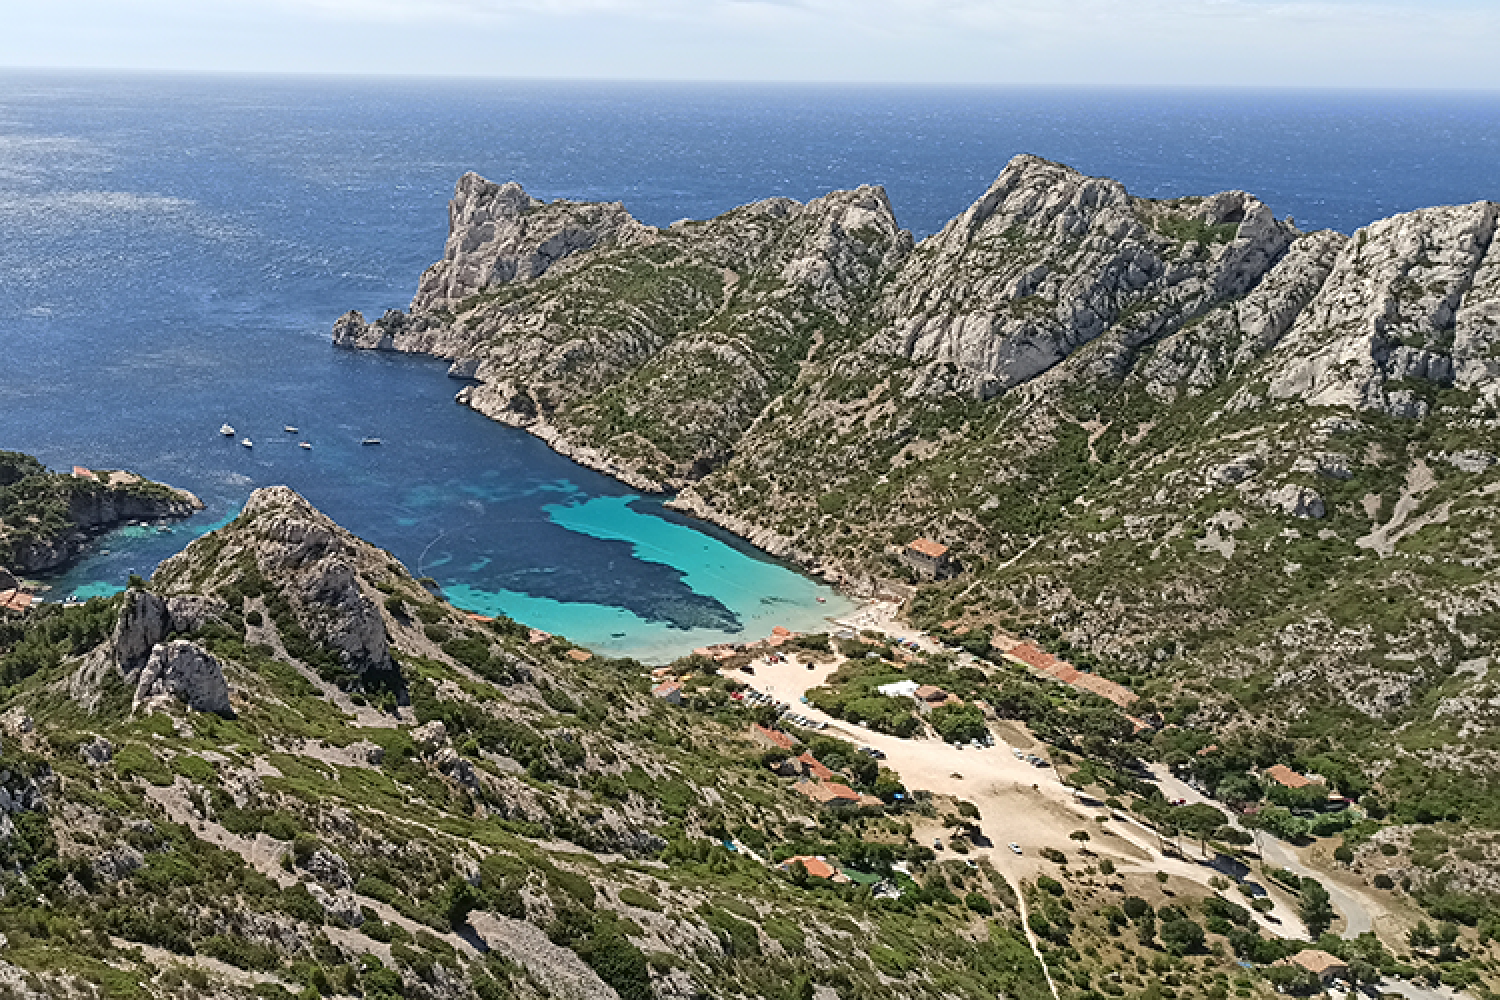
[112,589,171,675]
[870,156,1297,398]
[1264,201,1499,415]
[412,172,652,315]
[1,458,203,576]
[132,640,232,716]
[157,486,395,676]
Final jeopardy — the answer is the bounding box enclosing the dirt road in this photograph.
[742,650,1306,938]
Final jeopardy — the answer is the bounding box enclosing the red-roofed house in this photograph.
[750,724,797,752]
[1265,765,1313,790]
[795,781,862,808]
[901,538,957,580]
[0,590,35,613]
[1284,950,1349,984]
[71,466,96,480]
[777,856,848,882]
[913,684,957,713]
[652,681,683,705]
[796,753,836,782]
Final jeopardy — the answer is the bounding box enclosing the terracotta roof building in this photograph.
[1007,642,1139,708]
[1285,950,1349,984]
[1265,764,1313,789]
[901,538,957,580]
[651,681,683,705]
[796,753,836,782]
[777,856,847,882]
[749,724,798,752]
[795,781,862,808]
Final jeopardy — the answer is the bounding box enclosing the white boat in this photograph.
[219,423,235,436]
[361,437,382,446]
[284,426,298,433]
[299,441,312,450]
[240,438,253,448]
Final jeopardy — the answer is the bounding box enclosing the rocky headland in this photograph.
[0,449,204,576]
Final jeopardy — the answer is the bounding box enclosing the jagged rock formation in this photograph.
[132,639,231,716]
[156,485,395,676]
[336,180,911,488]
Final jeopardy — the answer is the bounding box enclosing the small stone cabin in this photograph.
[901,538,957,580]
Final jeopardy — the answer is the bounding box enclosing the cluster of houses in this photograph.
[750,723,882,811]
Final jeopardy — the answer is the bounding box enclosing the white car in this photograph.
[1009,842,1023,855]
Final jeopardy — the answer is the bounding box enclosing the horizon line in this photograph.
[3,64,1500,98]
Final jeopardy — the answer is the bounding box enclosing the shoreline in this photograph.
[449,367,906,603]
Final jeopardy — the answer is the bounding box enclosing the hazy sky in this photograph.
[1,0,1496,89]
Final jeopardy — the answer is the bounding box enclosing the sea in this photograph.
[1,72,1497,662]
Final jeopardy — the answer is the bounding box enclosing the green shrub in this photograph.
[115,744,172,786]
[618,887,661,911]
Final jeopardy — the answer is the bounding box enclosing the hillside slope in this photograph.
[0,486,1050,999]
[334,155,1500,830]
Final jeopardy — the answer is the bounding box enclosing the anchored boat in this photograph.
[219,423,235,436]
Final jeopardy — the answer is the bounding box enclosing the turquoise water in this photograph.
[447,496,854,661]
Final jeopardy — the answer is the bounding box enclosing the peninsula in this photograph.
[0,449,204,577]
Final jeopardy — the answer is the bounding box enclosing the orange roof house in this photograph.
[71,466,96,480]
[777,856,848,881]
[750,724,797,752]
[795,781,862,808]
[1265,765,1313,789]
[908,538,948,560]
[566,649,594,662]
[901,538,957,580]
[914,685,949,702]
[1285,950,1349,984]
[796,753,836,782]
[651,681,683,704]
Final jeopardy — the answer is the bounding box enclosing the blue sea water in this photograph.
[1,72,1497,661]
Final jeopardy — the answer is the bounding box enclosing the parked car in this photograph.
[933,839,943,851]
[1009,843,1023,855]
